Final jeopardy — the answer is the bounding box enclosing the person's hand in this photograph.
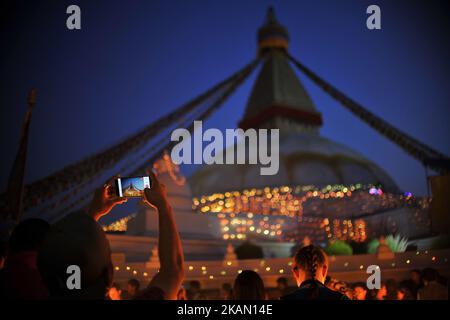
[143,169,169,210]
[88,177,128,221]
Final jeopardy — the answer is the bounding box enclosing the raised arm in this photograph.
[144,171,185,300]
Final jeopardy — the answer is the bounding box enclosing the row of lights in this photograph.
[112,253,448,282]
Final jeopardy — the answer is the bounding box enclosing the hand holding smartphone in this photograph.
[115,176,151,198]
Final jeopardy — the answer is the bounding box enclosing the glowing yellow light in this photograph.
[126,266,131,271]
[432,256,436,261]
[359,265,364,270]
[265,267,271,271]
[221,271,226,275]
[226,261,232,266]
[406,260,411,264]
[143,272,148,277]
[279,269,284,274]
[201,266,206,271]
[238,270,242,274]
[209,275,214,280]
[133,270,138,275]
[188,266,194,271]
[114,266,120,271]
[202,270,207,275]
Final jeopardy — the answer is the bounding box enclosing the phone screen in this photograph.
[115,176,151,198]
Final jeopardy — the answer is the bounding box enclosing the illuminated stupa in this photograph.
[186,8,429,245]
[189,8,398,197]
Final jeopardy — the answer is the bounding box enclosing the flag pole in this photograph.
[3,88,37,225]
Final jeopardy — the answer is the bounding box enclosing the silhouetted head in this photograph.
[38,213,113,299]
[233,270,265,300]
[276,276,288,290]
[127,278,140,296]
[189,280,201,293]
[8,218,50,255]
[221,282,233,299]
[352,282,368,300]
[292,245,328,287]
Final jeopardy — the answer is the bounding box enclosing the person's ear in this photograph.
[322,264,328,278]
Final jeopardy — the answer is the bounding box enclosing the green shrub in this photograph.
[367,238,379,254]
[324,240,353,256]
[367,235,409,253]
[385,234,408,252]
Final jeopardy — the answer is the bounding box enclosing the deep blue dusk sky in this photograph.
[1,0,449,197]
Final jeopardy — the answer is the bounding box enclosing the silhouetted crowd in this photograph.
[0,172,448,300]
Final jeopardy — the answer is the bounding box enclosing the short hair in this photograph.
[128,278,140,290]
[277,277,288,286]
[8,218,50,254]
[233,270,265,300]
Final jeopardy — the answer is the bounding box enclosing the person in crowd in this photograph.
[375,283,387,300]
[233,270,266,300]
[188,280,208,300]
[177,286,187,300]
[273,277,290,298]
[125,278,140,299]
[220,282,233,300]
[38,171,184,300]
[405,269,423,299]
[331,280,353,299]
[418,268,448,300]
[352,282,367,300]
[0,218,50,299]
[107,283,122,300]
[280,245,349,300]
[397,281,414,300]
[385,279,399,300]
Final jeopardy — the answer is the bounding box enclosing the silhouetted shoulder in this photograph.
[281,286,349,300]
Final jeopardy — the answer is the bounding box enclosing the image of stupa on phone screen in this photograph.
[118,176,150,197]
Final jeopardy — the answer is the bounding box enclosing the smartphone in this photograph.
[115,176,151,198]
